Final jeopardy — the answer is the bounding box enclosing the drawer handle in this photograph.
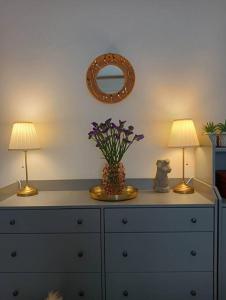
[10,219,16,226]
[122,218,128,224]
[190,250,197,256]
[191,218,197,224]
[77,219,83,225]
[78,251,84,258]
[123,290,129,297]
[78,290,85,297]
[11,251,17,258]
[12,290,19,297]
[190,290,197,296]
[122,250,128,257]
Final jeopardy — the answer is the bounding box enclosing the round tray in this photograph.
[89,185,138,202]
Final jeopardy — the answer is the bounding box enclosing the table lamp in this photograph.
[9,122,40,197]
[168,119,199,194]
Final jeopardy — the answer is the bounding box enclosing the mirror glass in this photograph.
[96,65,125,94]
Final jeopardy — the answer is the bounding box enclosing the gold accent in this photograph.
[86,53,135,103]
[173,182,194,194]
[17,151,38,197]
[17,184,38,197]
[89,185,138,201]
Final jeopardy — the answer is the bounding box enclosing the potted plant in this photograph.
[203,121,218,146]
[218,120,226,147]
[88,118,144,195]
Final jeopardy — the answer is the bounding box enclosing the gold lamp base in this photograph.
[17,185,38,197]
[173,182,194,194]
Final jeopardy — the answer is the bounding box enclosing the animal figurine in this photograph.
[45,291,63,300]
[153,159,171,193]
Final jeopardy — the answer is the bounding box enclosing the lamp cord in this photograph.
[24,150,29,185]
[182,147,185,182]
[182,147,193,185]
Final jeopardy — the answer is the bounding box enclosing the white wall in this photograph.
[0,0,226,187]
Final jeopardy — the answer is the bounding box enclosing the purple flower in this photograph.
[119,120,126,129]
[94,128,101,135]
[99,123,108,133]
[88,119,144,164]
[102,127,109,133]
[111,122,117,129]
[105,118,112,126]
[124,129,133,136]
[88,131,94,139]
[134,134,144,141]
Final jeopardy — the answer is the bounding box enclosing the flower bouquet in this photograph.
[88,118,144,199]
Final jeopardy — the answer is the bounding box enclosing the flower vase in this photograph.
[102,162,126,195]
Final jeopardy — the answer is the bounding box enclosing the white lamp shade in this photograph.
[168,119,199,148]
[9,122,40,150]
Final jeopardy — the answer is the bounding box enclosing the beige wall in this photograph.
[0,0,225,187]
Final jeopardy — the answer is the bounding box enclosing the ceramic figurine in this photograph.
[153,159,171,193]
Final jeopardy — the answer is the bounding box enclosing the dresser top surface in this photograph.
[0,190,214,208]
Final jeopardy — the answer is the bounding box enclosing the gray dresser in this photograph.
[0,190,215,300]
[0,208,102,300]
[105,207,214,300]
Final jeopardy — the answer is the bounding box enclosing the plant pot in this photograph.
[205,133,218,147]
[219,133,226,147]
[102,162,126,195]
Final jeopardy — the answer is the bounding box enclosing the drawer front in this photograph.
[106,272,213,300]
[0,273,101,300]
[105,207,213,232]
[0,209,100,233]
[105,232,213,272]
[0,234,101,272]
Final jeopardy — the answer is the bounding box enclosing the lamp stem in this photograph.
[182,147,185,182]
[17,150,38,196]
[24,150,29,185]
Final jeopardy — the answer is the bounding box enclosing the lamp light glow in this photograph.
[9,122,40,150]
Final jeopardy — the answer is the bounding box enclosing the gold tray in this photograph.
[89,185,138,202]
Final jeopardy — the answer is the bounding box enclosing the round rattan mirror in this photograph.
[86,53,135,103]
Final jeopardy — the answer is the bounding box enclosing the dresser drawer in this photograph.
[0,273,101,300]
[106,272,213,300]
[105,232,213,272]
[0,209,100,233]
[105,207,213,232]
[0,233,101,272]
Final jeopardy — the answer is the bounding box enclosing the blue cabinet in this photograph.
[104,206,214,300]
[0,208,102,300]
[0,192,215,300]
